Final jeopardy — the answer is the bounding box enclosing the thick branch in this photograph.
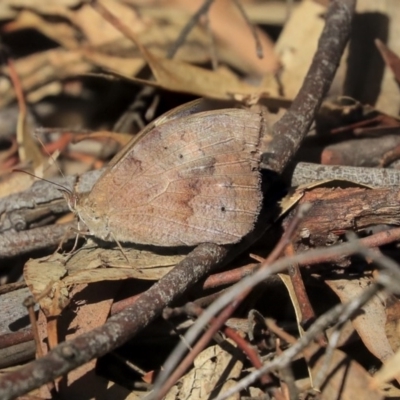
[262,0,356,173]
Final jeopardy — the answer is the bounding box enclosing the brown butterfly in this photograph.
[69,105,263,247]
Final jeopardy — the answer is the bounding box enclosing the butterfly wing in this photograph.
[86,108,263,246]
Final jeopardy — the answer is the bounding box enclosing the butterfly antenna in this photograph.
[13,169,73,196]
[34,129,66,178]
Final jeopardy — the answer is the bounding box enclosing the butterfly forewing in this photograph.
[79,108,263,246]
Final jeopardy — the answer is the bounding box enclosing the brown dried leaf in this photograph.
[81,49,145,79]
[110,59,266,101]
[166,340,243,400]
[0,49,92,108]
[75,1,146,47]
[73,130,133,147]
[370,348,400,391]
[279,273,315,385]
[90,6,267,100]
[7,57,44,175]
[326,277,393,361]
[326,276,400,384]
[16,93,44,176]
[0,171,35,198]
[272,0,326,98]
[4,10,80,49]
[171,0,280,76]
[36,282,133,400]
[0,0,79,20]
[385,295,400,352]
[309,345,383,400]
[24,256,69,317]
[24,245,185,317]
[375,39,400,84]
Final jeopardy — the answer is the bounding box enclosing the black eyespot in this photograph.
[179,154,183,159]
[221,206,226,212]
[164,146,168,150]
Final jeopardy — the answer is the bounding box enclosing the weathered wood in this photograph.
[287,187,400,247]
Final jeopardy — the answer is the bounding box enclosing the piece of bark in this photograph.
[0,341,35,369]
[1,287,35,336]
[286,186,400,247]
[321,134,400,166]
[291,162,400,187]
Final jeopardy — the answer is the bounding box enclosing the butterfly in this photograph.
[69,104,263,247]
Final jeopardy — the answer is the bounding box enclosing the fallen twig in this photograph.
[291,162,400,187]
[264,0,356,174]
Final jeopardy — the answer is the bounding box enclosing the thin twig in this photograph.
[187,303,270,381]
[0,222,77,258]
[233,0,263,59]
[4,224,400,366]
[150,240,362,397]
[167,0,215,59]
[285,243,317,329]
[216,283,381,400]
[150,203,309,399]
[311,319,344,390]
[218,233,400,400]
[203,10,219,70]
[22,297,42,358]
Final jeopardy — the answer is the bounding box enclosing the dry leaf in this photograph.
[15,95,44,176]
[326,277,394,362]
[385,295,400,352]
[309,345,383,400]
[166,340,243,400]
[0,0,80,20]
[326,276,400,385]
[279,273,315,386]
[24,245,185,317]
[370,348,400,390]
[4,9,80,49]
[73,130,133,147]
[81,49,145,79]
[0,172,36,199]
[109,60,266,101]
[0,49,92,108]
[272,0,326,98]
[170,0,280,76]
[75,1,146,47]
[36,282,132,400]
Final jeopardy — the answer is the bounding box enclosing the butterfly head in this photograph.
[71,194,111,241]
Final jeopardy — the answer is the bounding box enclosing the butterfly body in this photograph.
[74,108,263,247]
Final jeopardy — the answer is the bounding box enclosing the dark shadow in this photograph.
[8,315,32,332]
[344,13,389,105]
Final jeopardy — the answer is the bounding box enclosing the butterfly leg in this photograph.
[110,232,130,264]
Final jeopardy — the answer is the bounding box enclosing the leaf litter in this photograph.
[1,1,400,399]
